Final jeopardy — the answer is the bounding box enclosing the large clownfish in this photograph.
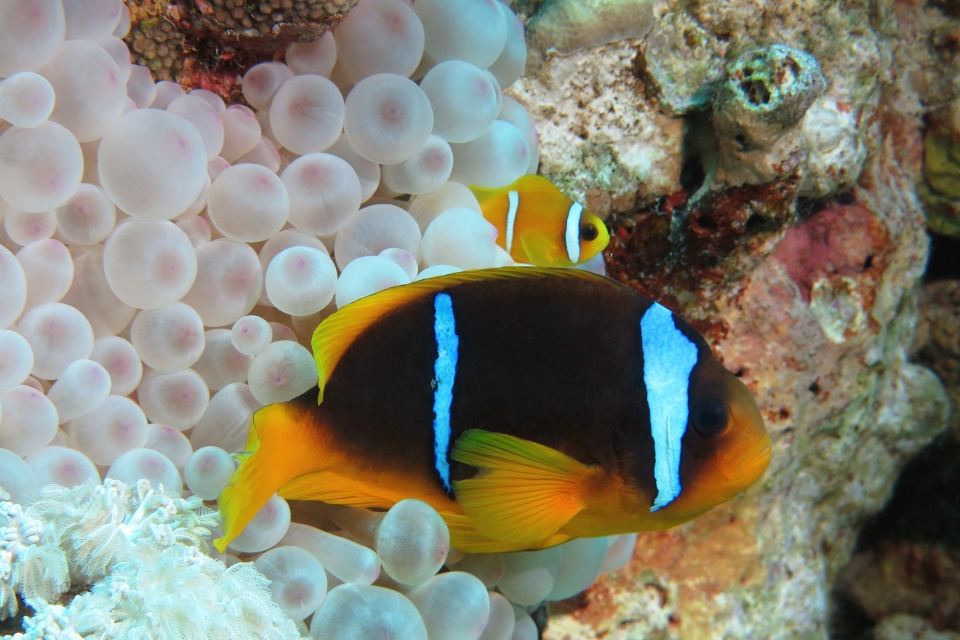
[215,268,770,554]
[470,175,610,267]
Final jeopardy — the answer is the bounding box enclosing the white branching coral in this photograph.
[0,481,305,640]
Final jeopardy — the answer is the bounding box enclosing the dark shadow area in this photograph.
[855,433,960,552]
[829,592,876,640]
[924,232,960,283]
[829,433,960,638]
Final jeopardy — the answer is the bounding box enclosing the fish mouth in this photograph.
[725,437,772,483]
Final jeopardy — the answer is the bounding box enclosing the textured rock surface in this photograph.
[508,40,685,210]
[838,539,960,632]
[873,614,960,640]
[922,124,960,238]
[913,280,960,435]
[517,0,955,637]
[894,0,960,238]
[511,0,886,207]
[525,0,654,71]
[712,44,826,188]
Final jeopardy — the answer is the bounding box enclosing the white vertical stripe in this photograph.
[564,202,583,264]
[640,303,699,512]
[432,293,458,492]
[506,190,519,254]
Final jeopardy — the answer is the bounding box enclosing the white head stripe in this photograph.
[640,303,699,512]
[564,202,583,264]
[506,190,519,254]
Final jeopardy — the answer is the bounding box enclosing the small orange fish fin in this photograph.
[469,184,507,205]
[314,267,604,400]
[512,174,569,201]
[280,471,395,508]
[215,403,325,553]
[470,176,564,204]
[451,429,598,544]
[520,232,569,267]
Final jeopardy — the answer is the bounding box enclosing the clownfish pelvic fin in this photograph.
[451,429,602,544]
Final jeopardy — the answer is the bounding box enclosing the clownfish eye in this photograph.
[580,223,599,241]
[691,397,730,438]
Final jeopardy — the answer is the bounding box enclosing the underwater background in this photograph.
[0,0,958,638]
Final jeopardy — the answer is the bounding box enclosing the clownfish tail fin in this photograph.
[214,401,323,553]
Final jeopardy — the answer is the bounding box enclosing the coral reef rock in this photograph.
[509,40,685,209]
[713,44,826,188]
[525,0,654,71]
[895,0,960,238]
[873,614,960,640]
[913,279,960,435]
[837,541,960,634]
[921,123,960,238]
[517,0,955,637]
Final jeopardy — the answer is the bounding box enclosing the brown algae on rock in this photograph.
[921,124,960,238]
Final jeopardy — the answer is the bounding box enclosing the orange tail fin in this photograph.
[214,402,326,553]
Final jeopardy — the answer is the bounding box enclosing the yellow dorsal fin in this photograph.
[469,175,567,205]
[451,429,599,544]
[312,266,604,403]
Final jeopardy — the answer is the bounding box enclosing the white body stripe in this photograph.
[506,190,519,254]
[432,293,459,492]
[640,303,699,512]
[564,202,583,263]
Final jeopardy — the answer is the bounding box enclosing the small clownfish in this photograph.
[470,175,610,267]
[215,268,770,554]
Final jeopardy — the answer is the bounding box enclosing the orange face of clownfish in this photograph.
[215,268,770,554]
[470,175,610,267]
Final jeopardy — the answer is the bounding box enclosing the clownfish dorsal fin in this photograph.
[469,183,507,205]
[469,175,564,205]
[470,174,565,206]
[451,429,599,544]
[312,267,603,404]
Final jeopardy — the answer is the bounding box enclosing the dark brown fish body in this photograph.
[303,273,643,488]
[216,268,770,553]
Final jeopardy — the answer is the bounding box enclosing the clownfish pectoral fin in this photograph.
[451,430,598,544]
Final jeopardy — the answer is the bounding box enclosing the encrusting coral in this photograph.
[921,123,960,239]
[511,0,953,637]
[712,44,827,187]
[0,480,302,640]
[524,0,654,71]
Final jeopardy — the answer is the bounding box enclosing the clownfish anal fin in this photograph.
[442,511,575,553]
[279,471,394,508]
[451,430,597,544]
